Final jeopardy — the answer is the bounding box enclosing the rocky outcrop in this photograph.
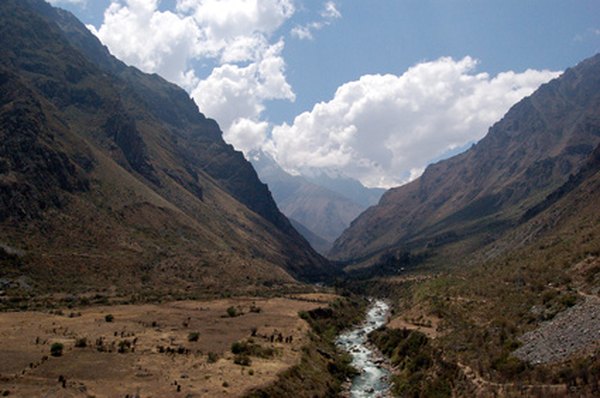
[513,296,600,364]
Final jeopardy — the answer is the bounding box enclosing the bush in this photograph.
[226,307,237,317]
[117,340,132,354]
[231,340,276,358]
[207,352,219,363]
[50,342,64,357]
[74,337,87,348]
[231,341,244,354]
[234,354,252,366]
[105,314,114,322]
[188,332,200,342]
[249,305,262,313]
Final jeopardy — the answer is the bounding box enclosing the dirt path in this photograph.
[457,362,567,397]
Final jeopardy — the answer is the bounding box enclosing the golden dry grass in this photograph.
[0,295,336,397]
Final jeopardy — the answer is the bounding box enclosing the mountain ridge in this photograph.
[331,53,600,268]
[0,0,335,296]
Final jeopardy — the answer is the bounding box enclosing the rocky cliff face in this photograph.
[0,0,335,295]
[330,53,600,268]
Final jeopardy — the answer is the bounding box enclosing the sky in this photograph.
[48,0,600,188]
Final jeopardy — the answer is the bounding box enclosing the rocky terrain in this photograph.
[514,296,600,364]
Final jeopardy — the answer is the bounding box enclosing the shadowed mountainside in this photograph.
[0,0,336,297]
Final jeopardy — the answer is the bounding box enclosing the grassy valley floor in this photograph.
[0,294,349,397]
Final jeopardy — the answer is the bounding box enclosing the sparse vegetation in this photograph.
[245,296,367,398]
[231,340,276,359]
[187,332,200,342]
[105,314,114,322]
[369,327,459,397]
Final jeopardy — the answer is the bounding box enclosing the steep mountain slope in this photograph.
[331,53,600,267]
[479,140,600,266]
[251,151,382,252]
[288,218,333,255]
[362,144,600,395]
[0,0,334,297]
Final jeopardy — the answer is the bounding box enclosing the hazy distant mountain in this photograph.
[0,0,336,295]
[331,53,600,268]
[302,171,385,209]
[251,151,384,254]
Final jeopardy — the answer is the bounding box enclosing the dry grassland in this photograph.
[0,295,336,397]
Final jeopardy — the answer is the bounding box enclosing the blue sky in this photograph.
[49,0,600,187]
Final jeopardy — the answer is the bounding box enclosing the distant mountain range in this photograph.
[0,0,336,295]
[331,53,600,270]
[250,151,385,254]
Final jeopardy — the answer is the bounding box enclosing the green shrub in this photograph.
[231,340,275,358]
[226,307,237,317]
[50,342,64,357]
[74,337,87,348]
[188,332,200,342]
[234,354,252,366]
[207,352,219,363]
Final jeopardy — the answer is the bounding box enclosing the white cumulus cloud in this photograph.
[90,0,299,146]
[90,0,201,88]
[191,40,295,151]
[265,57,560,188]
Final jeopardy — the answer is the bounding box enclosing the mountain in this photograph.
[303,171,385,209]
[251,151,384,253]
[330,53,600,268]
[363,140,600,396]
[0,0,335,296]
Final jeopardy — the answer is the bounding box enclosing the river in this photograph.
[336,300,392,397]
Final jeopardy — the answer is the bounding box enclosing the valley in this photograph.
[0,0,599,397]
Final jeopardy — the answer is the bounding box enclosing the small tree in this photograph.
[50,342,64,357]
